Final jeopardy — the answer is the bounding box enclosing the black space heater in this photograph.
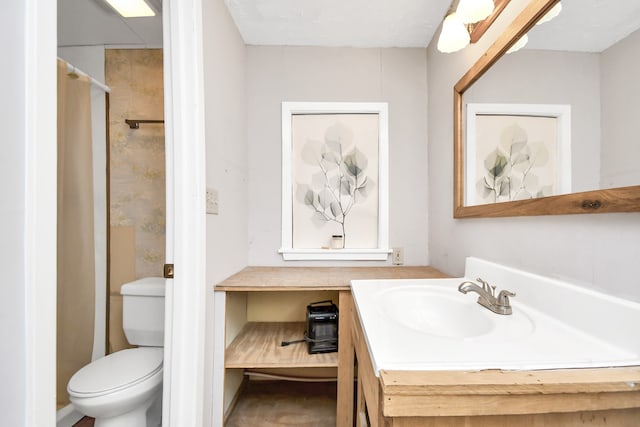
[305,300,339,354]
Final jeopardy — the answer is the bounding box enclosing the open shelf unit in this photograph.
[215,266,448,426]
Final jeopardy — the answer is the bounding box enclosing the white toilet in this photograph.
[68,277,165,427]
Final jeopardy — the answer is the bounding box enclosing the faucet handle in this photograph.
[497,290,516,306]
[476,278,495,296]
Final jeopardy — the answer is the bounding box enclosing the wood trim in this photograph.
[352,299,382,427]
[454,185,640,218]
[351,334,640,424]
[105,91,111,355]
[386,408,640,427]
[336,290,355,427]
[453,86,465,215]
[469,0,511,43]
[380,368,640,417]
[452,0,640,218]
[383,391,640,418]
[381,367,640,393]
[454,0,558,96]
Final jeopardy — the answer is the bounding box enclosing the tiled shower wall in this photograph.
[105,49,165,351]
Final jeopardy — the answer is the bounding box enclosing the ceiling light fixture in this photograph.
[456,0,495,25]
[437,0,508,54]
[104,0,155,18]
[437,13,471,53]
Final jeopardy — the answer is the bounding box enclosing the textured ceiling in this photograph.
[223,0,451,47]
[526,0,640,52]
[58,0,640,52]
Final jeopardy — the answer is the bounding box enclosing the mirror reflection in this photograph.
[462,0,640,207]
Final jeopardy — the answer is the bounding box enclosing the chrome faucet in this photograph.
[458,278,515,315]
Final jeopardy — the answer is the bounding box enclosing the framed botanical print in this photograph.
[280,102,390,260]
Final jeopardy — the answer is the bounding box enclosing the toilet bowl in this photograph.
[68,347,163,427]
[68,277,166,427]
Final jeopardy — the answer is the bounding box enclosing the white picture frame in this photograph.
[280,102,390,261]
[465,103,572,206]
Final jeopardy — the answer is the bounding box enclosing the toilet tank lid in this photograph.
[121,277,165,296]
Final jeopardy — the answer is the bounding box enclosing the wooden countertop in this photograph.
[215,266,448,291]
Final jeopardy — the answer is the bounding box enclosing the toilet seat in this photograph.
[68,347,163,398]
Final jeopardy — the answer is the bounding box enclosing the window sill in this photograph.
[279,248,392,261]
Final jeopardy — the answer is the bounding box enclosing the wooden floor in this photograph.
[73,417,94,427]
[225,380,337,427]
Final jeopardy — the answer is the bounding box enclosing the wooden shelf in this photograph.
[225,322,338,369]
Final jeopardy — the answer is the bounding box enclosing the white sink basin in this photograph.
[376,285,493,338]
[351,259,640,375]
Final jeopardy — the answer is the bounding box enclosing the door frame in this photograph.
[161,0,208,425]
[25,0,57,425]
[25,0,207,425]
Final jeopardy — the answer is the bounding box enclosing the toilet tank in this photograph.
[121,277,165,346]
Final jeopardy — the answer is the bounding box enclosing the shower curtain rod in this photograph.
[58,58,111,93]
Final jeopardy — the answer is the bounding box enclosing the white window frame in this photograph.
[465,103,572,206]
[280,102,390,261]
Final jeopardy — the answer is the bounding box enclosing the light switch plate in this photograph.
[206,187,219,215]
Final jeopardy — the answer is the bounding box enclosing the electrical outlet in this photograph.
[392,247,404,265]
[206,187,219,215]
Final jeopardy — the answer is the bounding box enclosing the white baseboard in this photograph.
[56,404,83,427]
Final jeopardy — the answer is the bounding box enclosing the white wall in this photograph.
[202,6,248,284]
[600,28,640,188]
[1,3,28,424]
[247,46,429,266]
[427,0,640,302]
[201,0,249,424]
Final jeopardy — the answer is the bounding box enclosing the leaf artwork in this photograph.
[476,122,551,203]
[296,121,371,248]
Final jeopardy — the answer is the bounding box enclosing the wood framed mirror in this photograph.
[453,0,640,218]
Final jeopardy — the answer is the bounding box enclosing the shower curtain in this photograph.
[57,60,96,408]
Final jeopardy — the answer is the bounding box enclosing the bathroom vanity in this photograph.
[349,258,640,426]
[215,261,640,426]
